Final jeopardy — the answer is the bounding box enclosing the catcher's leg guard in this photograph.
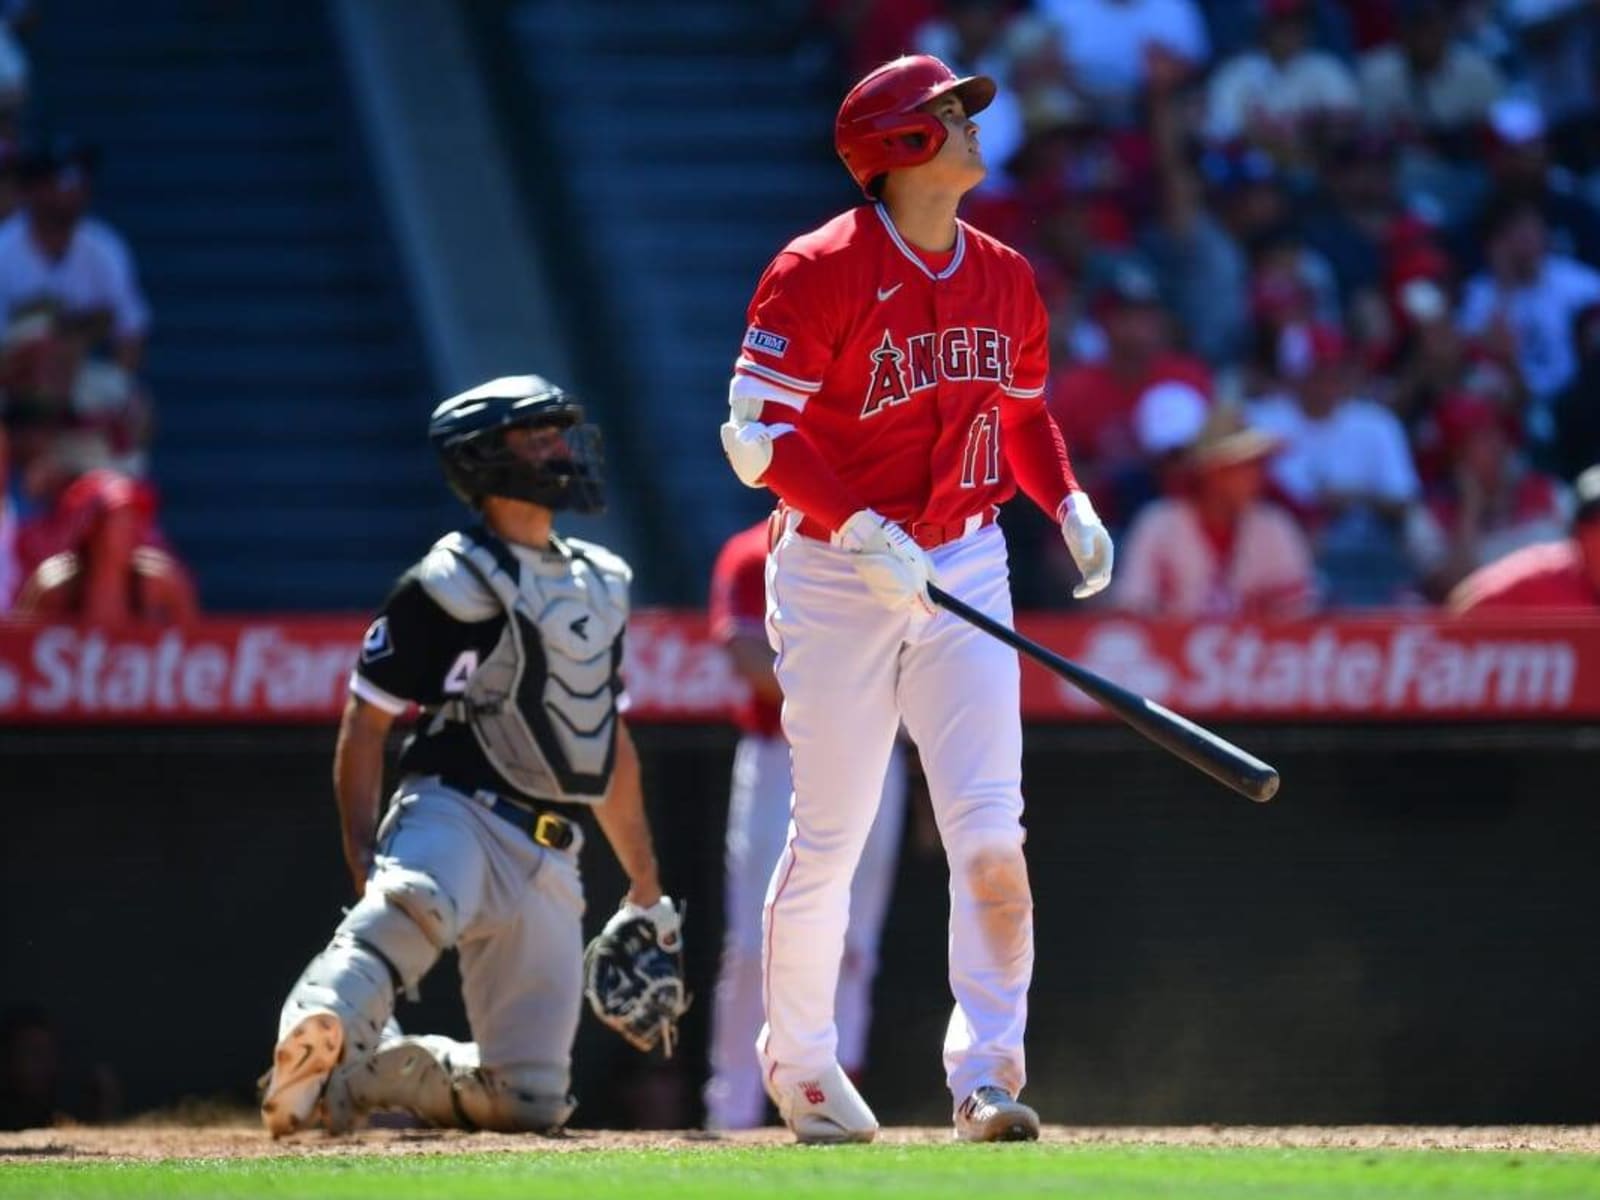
[264,873,458,1134]
[326,1036,574,1134]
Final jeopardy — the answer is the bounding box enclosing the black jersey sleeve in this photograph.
[349,572,498,713]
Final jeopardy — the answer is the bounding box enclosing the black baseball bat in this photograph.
[927,584,1280,803]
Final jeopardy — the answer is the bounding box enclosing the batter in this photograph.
[719,55,1113,1143]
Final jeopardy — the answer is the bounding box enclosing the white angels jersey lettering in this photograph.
[862,326,1013,417]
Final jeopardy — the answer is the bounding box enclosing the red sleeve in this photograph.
[708,532,768,644]
[733,250,863,533]
[1001,262,1049,402]
[734,251,836,402]
[1000,404,1080,519]
[999,266,1078,517]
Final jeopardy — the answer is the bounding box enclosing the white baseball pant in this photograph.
[759,522,1033,1104]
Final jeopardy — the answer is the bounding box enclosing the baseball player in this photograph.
[703,520,907,1130]
[260,376,686,1137]
[718,56,1113,1143]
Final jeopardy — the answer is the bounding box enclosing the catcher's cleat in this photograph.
[953,1086,1040,1142]
[261,1011,342,1137]
[770,1062,879,1145]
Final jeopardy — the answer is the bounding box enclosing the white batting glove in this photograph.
[838,509,937,615]
[1060,491,1114,599]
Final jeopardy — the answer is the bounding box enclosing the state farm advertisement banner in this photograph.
[2,612,1599,724]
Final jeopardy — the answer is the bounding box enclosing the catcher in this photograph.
[260,376,687,1137]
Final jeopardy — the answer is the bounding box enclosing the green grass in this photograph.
[5,1145,1600,1200]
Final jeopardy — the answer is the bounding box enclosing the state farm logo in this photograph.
[1059,622,1578,714]
[623,623,746,714]
[15,626,357,715]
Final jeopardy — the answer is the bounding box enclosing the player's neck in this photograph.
[481,497,555,551]
[880,186,962,253]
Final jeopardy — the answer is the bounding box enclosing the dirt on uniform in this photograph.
[3,1124,1600,1162]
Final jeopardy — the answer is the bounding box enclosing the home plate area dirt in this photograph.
[3,1124,1600,1161]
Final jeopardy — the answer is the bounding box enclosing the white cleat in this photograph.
[261,1011,343,1137]
[771,1063,879,1145]
[954,1086,1040,1143]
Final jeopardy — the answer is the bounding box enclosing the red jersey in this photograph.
[734,204,1067,533]
[708,521,782,736]
[1449,540,1600,612]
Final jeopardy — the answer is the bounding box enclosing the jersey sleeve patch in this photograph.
[743,326,790,358]
[360,615,394,663]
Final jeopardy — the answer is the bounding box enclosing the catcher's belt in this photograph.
[468,787,580,852]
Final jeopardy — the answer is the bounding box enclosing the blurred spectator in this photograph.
[1404,391,1571,599]
[1502,0,1600,168]
[0,139,150,371]
[1296,129,1406,307]
[1357,0,1505,145]
[1469,98,1600,267]
[1115,403,1315,615]
[2,308,150,475]
[1550,302,1600,480]
[1038,0,1209,124]
[1249,324,1421,603]
[1456,195,1600,443]
[1449,461,1600,610]
[1250,324,1419,516]
[11,429,195,624]
[1203,0,1359,146]
[1146,63,1291,366]
[1048,261,1211,515]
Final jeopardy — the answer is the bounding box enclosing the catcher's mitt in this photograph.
[583,897,690,1056]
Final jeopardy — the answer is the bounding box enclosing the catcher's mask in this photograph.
[428,375,605,513]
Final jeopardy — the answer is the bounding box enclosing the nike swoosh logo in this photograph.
[877,283,902,302]
[293,1044,313,1073]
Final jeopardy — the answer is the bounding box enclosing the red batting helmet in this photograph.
[835,55,996,198]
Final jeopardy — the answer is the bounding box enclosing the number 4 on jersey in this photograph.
[960,406,1001,489]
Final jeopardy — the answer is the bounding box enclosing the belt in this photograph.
[779,504,997,551]
[470,789,578,851]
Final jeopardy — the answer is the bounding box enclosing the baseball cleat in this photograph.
[260,1010,343,1137]
[954,1086,1040,1142]
[771,1062,879,1144]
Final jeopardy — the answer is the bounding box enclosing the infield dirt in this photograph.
[3,1124,1599,1162]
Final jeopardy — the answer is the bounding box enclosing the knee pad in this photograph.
[277,884,451,1066]
[365,865,460,953]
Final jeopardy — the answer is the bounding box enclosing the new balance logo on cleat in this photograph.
[954,1086,1040,1143]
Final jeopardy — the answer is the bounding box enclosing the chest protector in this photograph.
[440,528,628,804]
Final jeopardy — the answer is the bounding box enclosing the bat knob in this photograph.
[1250,770,1281,804]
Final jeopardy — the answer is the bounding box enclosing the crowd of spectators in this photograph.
[815,0,1600,612]
[0,4,194,624]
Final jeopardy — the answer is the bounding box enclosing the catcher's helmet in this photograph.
[428,375,605,512]
[834,55,995,198]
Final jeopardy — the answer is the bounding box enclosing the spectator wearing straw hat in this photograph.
[1115,403,1315,616]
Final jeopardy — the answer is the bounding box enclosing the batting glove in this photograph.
[1060,491,1114,599]
[838,509,937,615]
